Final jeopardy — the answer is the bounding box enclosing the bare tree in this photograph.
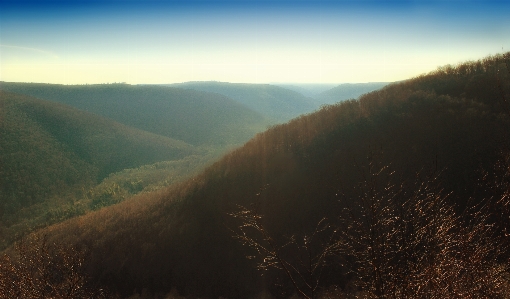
[339,157,509,298]
[230,205,342,299]
[231,156,510,298]
[0,234,109,299]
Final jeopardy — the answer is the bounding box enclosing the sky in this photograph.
[1,0,509,84]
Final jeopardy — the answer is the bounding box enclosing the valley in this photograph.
[1,52,510,298]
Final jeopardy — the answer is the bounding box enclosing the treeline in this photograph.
[2,52,510,298]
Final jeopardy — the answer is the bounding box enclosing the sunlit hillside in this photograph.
[8,52,508,298]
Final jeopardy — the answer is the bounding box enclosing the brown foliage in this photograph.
[232,158,510,298]
[0,234,109,299]
[15,52,510,298]
[230,206,341,299]
[338,157,509,298]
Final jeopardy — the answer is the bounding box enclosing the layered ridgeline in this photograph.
[0,83,270,146]
[168,81,317,122]
[0,82,274,250]
[315,82,389,105]
[273,83,338,98]
[0,91,200,249]
[24,52,510,298]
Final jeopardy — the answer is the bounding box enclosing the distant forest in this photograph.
[0,80,385,253]
[1,52,510,298]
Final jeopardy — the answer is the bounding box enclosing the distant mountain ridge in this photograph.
[0,82,269,146]
[273,83,339,97]
[316,82,389,105]
[167,81,317,122]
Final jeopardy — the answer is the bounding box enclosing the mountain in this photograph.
[315,82,389,105]
[22,52,510,298]
[0,90,196,249]
[168,81,317,122]
[274,83,338,98]
[0,83,269,146]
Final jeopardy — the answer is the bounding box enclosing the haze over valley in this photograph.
[1,0,510,298]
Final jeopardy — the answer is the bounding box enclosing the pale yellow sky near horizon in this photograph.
[1,2,509,85]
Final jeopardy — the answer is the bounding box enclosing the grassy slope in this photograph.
[168,81,317,122]
[0,83,269,146]
[20,53,510,298]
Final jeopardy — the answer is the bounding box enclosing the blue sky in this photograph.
[1,0,509,84]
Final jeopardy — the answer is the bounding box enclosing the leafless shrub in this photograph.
[339,157,509,298]
[0,234,108,299]
[230,205,342,299]
[232,155,510,298]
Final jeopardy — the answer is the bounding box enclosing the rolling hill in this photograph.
[0,83,270,146]
[168,81,317,122]
[0,90,198,249]
[274,83,338,98]
[21,52,510,298]
[315,82,389,105]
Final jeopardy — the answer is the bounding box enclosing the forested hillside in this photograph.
[0,91,202,249]
[0,83,269,146]
[6,52,507,298]
[168,81,317,122]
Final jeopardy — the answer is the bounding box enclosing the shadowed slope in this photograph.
[19,52,510,298]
